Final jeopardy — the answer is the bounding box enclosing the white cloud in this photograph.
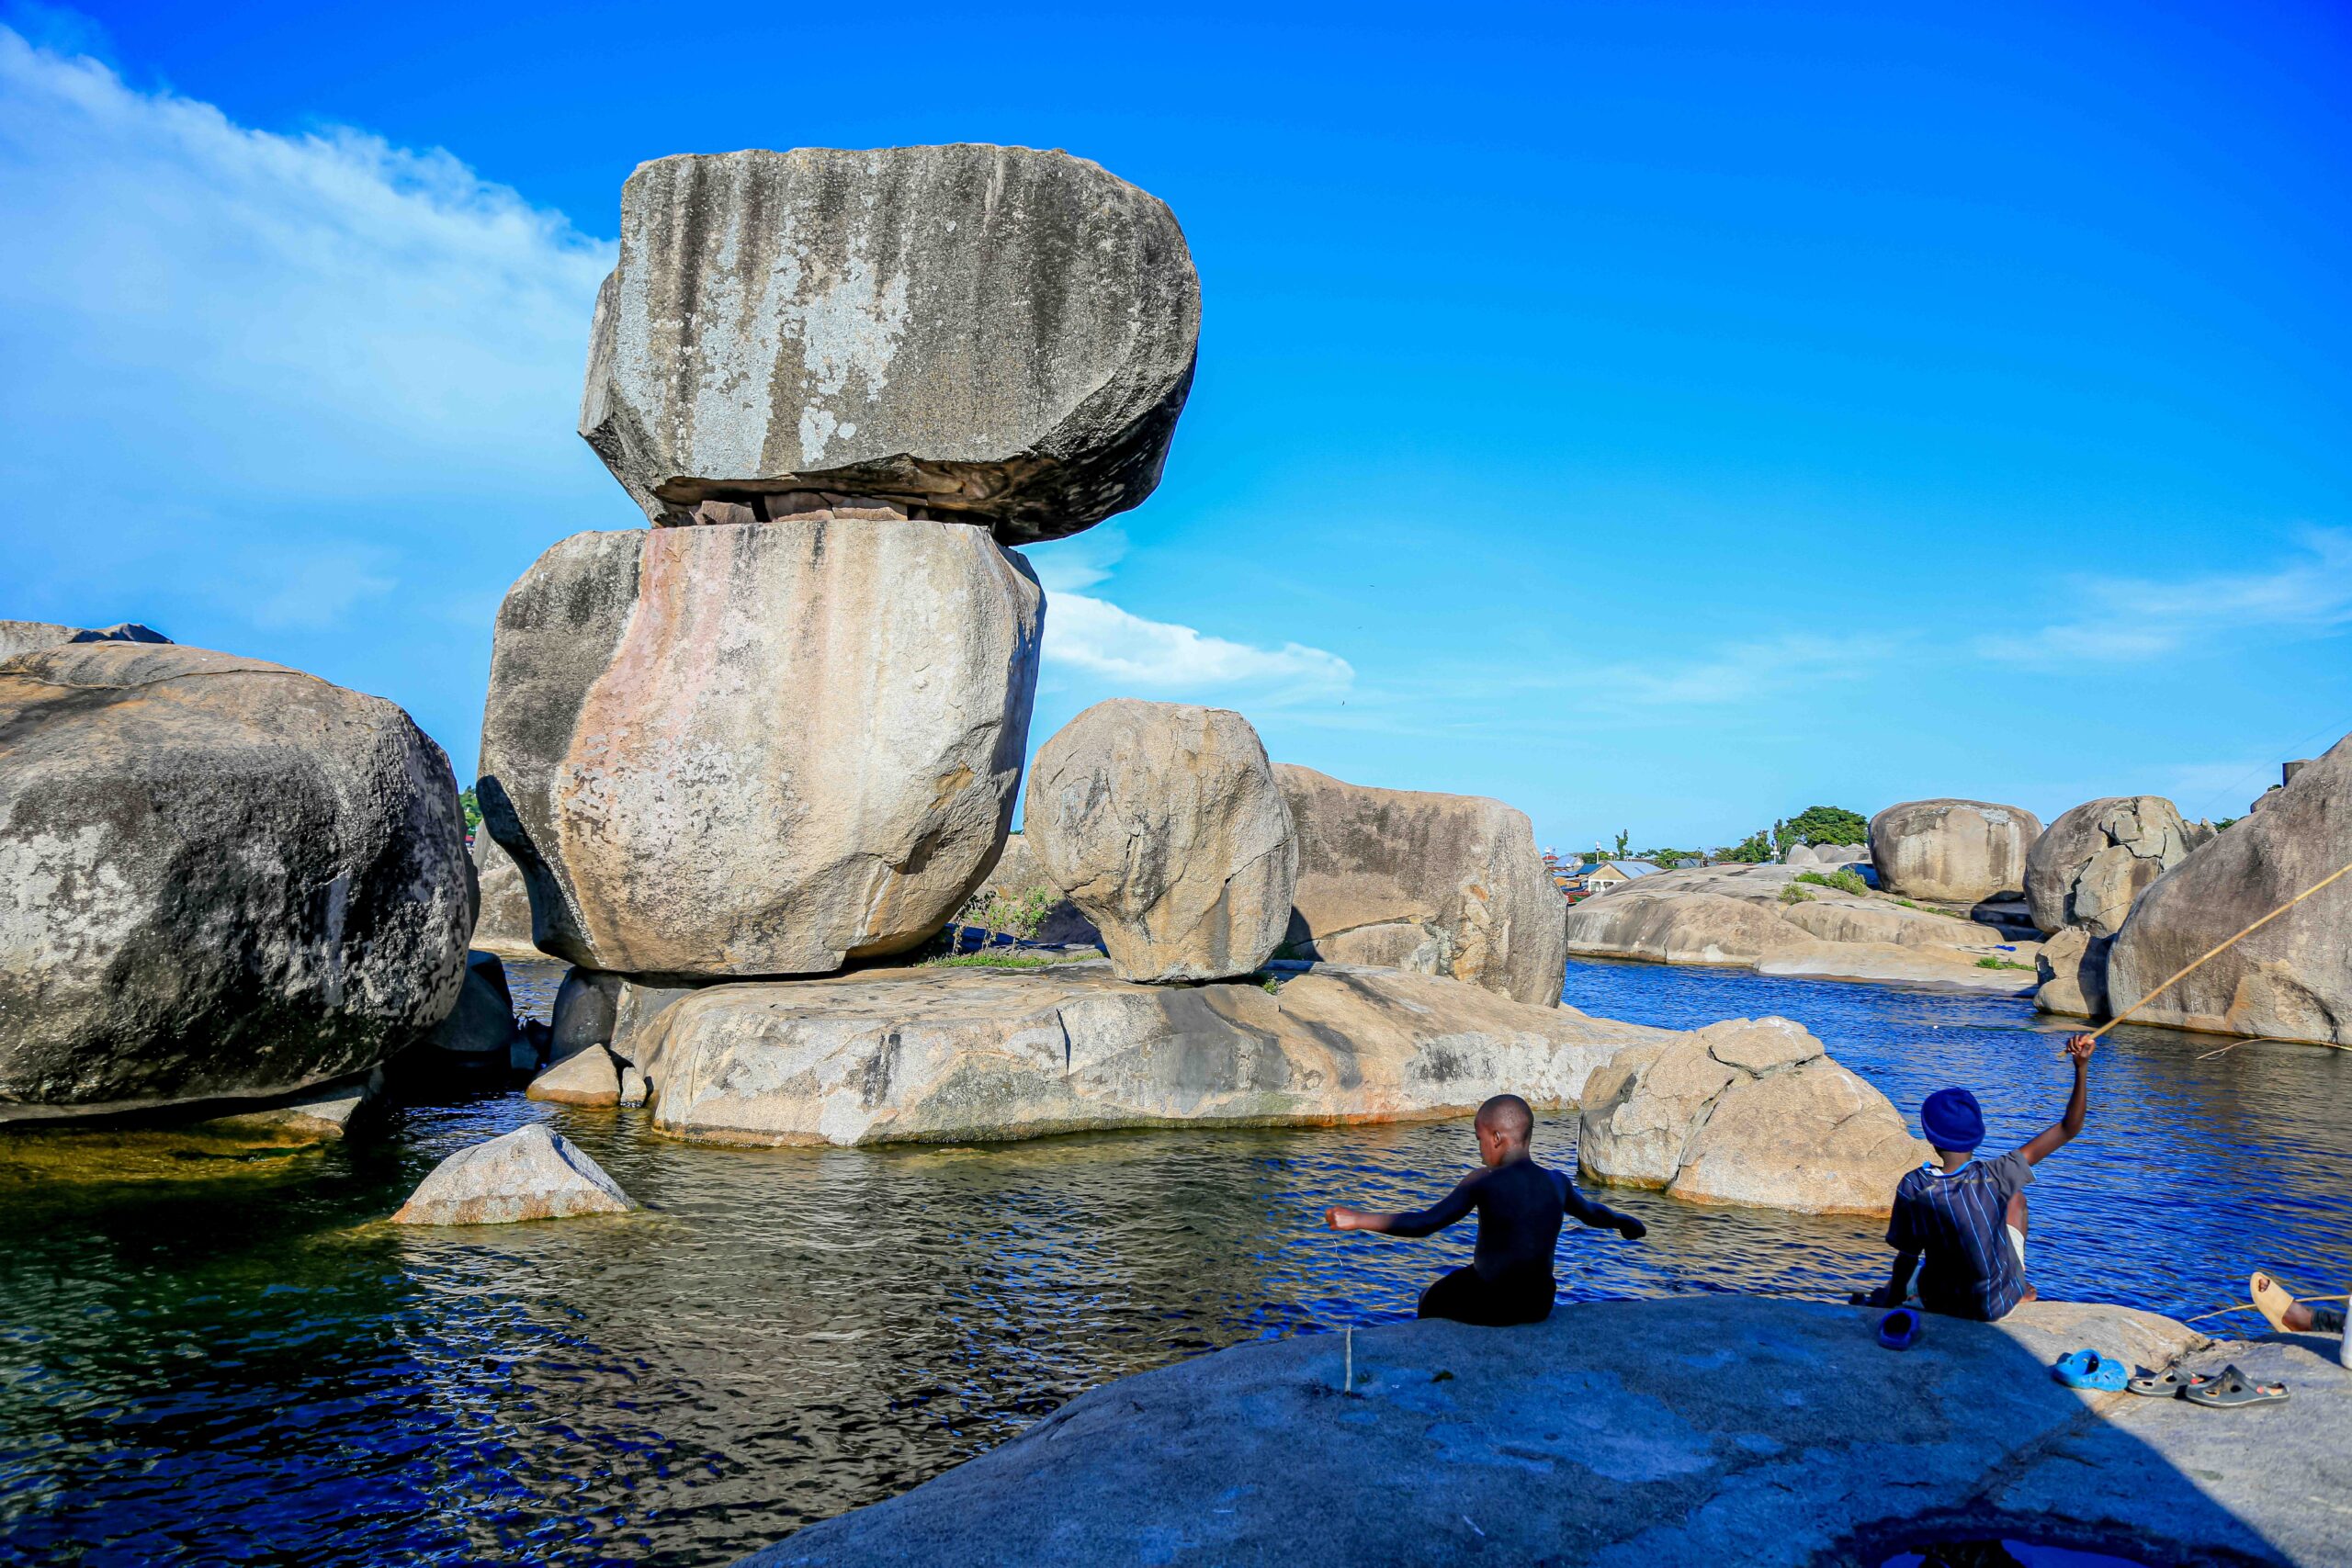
[1044,592,1356,699]
[1982,529,2352,667]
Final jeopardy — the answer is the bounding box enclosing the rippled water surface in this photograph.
[3,958,2346,1565]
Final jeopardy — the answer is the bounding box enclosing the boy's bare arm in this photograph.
[2018,1034,2096,1165]
[1327,1174,1477,1236]
[1862,1251,1920,1307]
[1560,1174,1646,1239]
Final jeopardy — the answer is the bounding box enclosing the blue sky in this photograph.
[4,1,2347,852]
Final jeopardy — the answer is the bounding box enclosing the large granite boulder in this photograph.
[642,962,1670,1146]
[2024,795,2194,936]
[1577,1017,1926,1214]
[2034,925,2110,1020]
[1869,798,2042,903]
[580,145,1200,544]
[469,830,540,959]
[0,643,471,1119]
[1276,765,1566,1006]
[478,520,1043,976]
[390,1123,635,1225]
[1563,888,1805,965]
[2106,734,2352,1043]
[1024,701,1295,983]
[0,620,170,660]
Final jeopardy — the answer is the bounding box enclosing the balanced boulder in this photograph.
[0,643,471,1118]
[390,1123,635,1224]
[580,145,1200,544]
[477,520,1043,976]
[1276,765,1566,1006]
[2024,795,2194,936]
[1025,701,1295,982]
[1577,1017,1925,1215]
[2106,735,2352,1044]
[1869,798,2042,903]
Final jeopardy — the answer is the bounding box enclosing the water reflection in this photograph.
[1,958,2345,1565]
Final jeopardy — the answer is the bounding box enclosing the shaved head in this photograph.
[1476,1094,1533,1145]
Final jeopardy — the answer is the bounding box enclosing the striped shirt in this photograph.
[1886,1148,2034,1321]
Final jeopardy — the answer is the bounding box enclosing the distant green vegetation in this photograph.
[1975,956,2033,971]
[1795,869,1871,897]
[1635,848,1701,868]
[458,787,482,833]
[923,951,1063,970]
[1783,806,1868,846]
[1779,885,1815,905]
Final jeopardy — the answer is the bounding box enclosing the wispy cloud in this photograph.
[1981,529,2352,667]
[246,545,397,631]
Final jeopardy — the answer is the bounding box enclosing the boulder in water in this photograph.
[2035,925,2110,1020]
[415,951,517,1063]
[0,643,470,1119]
[1869,798,2042,903]
[1025,701,1296,983]
[2024,795,2194,936]
[477,521,1042,976]
[391,1123,636,1225]
[526,1043,621,1107]
[1276,764,1566,1006]
[580,145,1200,544]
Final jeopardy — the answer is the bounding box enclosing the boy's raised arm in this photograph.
[1327,1173,1478,1236]
[2018,1034,2096,1166]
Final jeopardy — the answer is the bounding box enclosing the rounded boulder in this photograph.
[1869,798,2042,903]
[2023,795,2193,936]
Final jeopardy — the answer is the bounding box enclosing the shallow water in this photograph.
[1,958,2345,1565]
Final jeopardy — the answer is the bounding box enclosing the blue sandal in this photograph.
[2053,1348,2129,1392]
[1877,1308,1921,1350]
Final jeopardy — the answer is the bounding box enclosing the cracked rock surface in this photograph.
[2024,795,2196,937]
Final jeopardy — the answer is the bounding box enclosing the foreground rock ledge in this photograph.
[644,962,1672,1147]
[742,1296,2346,1568]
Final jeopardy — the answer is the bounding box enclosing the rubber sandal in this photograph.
[1877,1308,1921,1350]
[2181,1364,2289,1408]
[2250,1271,2297,1333]
[2053,1348,2129,1392]
[2126,1368,2213,1397]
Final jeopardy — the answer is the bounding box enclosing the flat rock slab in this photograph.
[526,1043,620,1107]
[390,1123,635,1225]
[743,1295,2344,1567]
[1757,940,2041,994]
[646,962,1672,1147]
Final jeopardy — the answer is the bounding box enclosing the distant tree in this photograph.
[1613,829,1631,858]
[2211,817,2241,833]
[1721,829,1775,863]
[1637,847,1697,868]
[1783,805,1868,846]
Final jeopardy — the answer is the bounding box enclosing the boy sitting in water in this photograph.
[1865,1033,2097,1321]
[1323,1094,1646,1326]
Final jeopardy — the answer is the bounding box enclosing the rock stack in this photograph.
[485,145,1201,1066]
[2023,794,2195,1022]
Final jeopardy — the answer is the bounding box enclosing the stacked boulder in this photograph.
[1024,701,1296,983]
[1869,798,2042,903]
[486,145,1200,1085]
[0,643,473,1119]
[2025,795,2195,1021]
[1275,765,1566,1006]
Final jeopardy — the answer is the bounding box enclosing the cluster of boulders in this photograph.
[1782,840,1867,866]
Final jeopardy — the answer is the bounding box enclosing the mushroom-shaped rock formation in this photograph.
[581,144,1201,544]
[0,642,470,1120]
[1024,701,1296,983]
[1869,798,2043,904]
[477,520,1043,976]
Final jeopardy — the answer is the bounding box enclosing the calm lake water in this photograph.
[3,958,2346,1566]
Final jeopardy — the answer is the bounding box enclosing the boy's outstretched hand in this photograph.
[1324,1206,1364,1231]
[1614,1213,1647,1241]
[2064,1032,2098,1063]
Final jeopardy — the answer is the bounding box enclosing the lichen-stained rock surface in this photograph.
[1025,700,1296,982]
[390,1123,635,1225]
[643,961,1671,1147]
[580,144,1201,543]
[477,521,1043,976]
[1275,765,1566,1006]
[1578,1017,1924,1214]
[0,642,471,1118]
[1870,798,2043,903]
[2024,795,2194,936]
[2107,733,2352,1044]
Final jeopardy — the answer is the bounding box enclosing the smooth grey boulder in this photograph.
[418,951,518,1061]
[390,1123,635,1225]
[1869,797,2042,903]
[2107,733,2352,1043]
[469,829,540,959]
[2024,795,2194,936]
[580,144,1200,544]
[478,521,1042,976]
[0,619,170,660]
[2034,925,2110,1020]
[549,968,623,1061]
[1276,765,1566,1007]
[1025,700,1296,983]
[0,643,470,1118]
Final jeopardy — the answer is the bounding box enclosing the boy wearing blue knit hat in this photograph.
[1865,1033,2098,1321]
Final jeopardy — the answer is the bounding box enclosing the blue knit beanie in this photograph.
[1920,1088,1985,1153]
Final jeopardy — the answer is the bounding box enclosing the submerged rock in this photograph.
[1870,798,2042,903]
[2025,795,2194,936]
[740,1296,2324,1568]
[641,962,1671,1147]
[1577,1017,1925,1214]
[0,643,471,1119]
[526,1043,620,1107]
[193,1072,379,1144]
[1025,700,1296,983]
[478,521,1042,976]
[1276,764,1566,1006]
[2106,734,2352,1044]
[580,145,1200,543]
[390,1123,635,1225]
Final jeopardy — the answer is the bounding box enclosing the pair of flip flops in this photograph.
[2126,1364,2290,1405]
